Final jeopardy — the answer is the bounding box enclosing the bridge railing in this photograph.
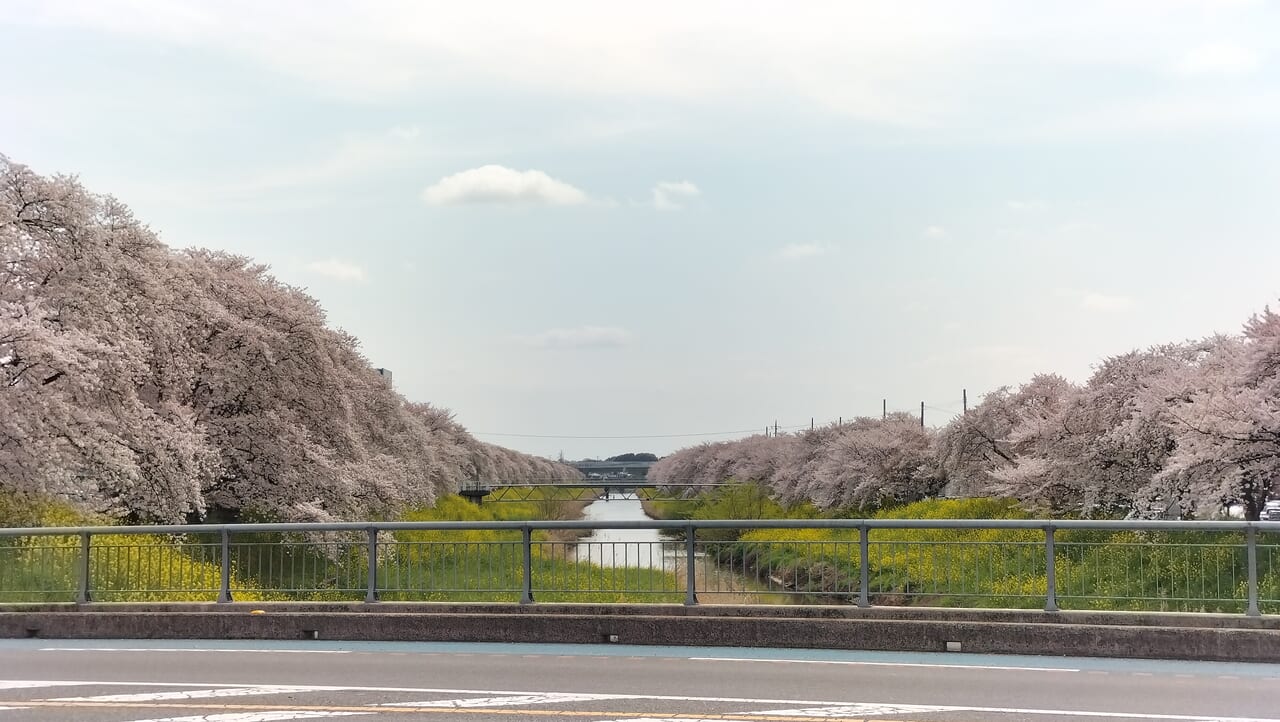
[1,519,1278,615]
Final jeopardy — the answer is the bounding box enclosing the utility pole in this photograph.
[882,399,886,420]
[838,416,842,426]
[920,401,925,428]
[811,417,814,430]
[963,388,968,415]
[774,420,779,437]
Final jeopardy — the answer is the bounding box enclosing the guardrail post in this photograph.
[858,524,870,608]
[520,526,534,604]
[1246,526,1260,617]
[217,528,233,603]
[76,532,92,604]
[365,527,379,603]
[684,524,697,606]
[1044,525,1059,612]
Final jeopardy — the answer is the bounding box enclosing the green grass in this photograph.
[0,490,680,604]
[649,487,1280,614]
[5,488,1278,612]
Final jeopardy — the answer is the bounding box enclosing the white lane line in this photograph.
[0,681,95,690]
[53,686,328,702]
[756,703,956,716]
[125,713,366,722]
[4,680,865,705]
[39,648,349,654]
[788,705,1280,722]
[391,692,640,708]
[598,719,722,722]
[689,657,1082,672]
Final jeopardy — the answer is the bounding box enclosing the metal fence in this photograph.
[1,519,1278,614]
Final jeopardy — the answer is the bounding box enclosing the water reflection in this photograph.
[574,497,677,569]
[570,497,807,604]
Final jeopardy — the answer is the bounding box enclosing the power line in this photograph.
[474,427,783,440]
[475,395,980,442]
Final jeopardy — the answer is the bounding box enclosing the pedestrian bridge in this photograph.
[458,482,729,503]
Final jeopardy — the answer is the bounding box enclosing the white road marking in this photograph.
[392,692,639,707]
[689,657,1082,672]
[0,681,94,690]
[976,711,1280,721]
[2,680,867,705]
[39,648,349,654]
[755,703,955,716]
[125,713,365,722]
[53,686,328,702]
[598,719,723,722]
[6,679,1280,722]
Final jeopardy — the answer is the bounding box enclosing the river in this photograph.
[572,497,816,604]
[574,497,677,569]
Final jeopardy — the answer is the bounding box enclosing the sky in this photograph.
[3,1,1279,461]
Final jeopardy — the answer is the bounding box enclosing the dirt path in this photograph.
[662,549,799,605]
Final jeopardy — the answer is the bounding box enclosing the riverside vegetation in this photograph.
[0,491,679,604]
[6,484,1277,613]
[646,483,1280,614]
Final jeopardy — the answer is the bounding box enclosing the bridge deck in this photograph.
[460,483,728,502]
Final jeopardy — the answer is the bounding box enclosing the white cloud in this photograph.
[516,326,632,349]
[305,259,367,282]
[1080,292,1134,312]
[423,165,588,206]
[652,180,701,210]
[1178,42,1261,76]
[778,243,835,259]
[923,225,949,240]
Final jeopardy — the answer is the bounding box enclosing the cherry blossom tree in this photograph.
[986,365,1172,516]
[1,157,215,521]
[809,414,939,509]
[649,418,939,511]
[1157,318,1280,520]
[933,386,1023,498]
[1,156,577,523]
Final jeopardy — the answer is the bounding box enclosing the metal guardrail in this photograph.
[1,519,1278,614]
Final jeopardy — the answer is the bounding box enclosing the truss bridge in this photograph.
[457,482,730,504]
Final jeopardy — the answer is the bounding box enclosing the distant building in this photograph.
[374,368,393,385]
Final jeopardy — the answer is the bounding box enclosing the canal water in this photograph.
[571,497,807,604]
[574,497,677,569]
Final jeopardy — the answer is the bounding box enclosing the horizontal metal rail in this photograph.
[6,519,1280,537]
[2,519,1277,615]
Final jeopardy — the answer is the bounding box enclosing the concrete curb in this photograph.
[4,606,1279,662]
[5,602,1279,628]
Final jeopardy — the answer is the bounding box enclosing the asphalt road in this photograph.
[1,639,1278,722]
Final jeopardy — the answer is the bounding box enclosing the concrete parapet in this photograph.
[3,604,1279,662]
